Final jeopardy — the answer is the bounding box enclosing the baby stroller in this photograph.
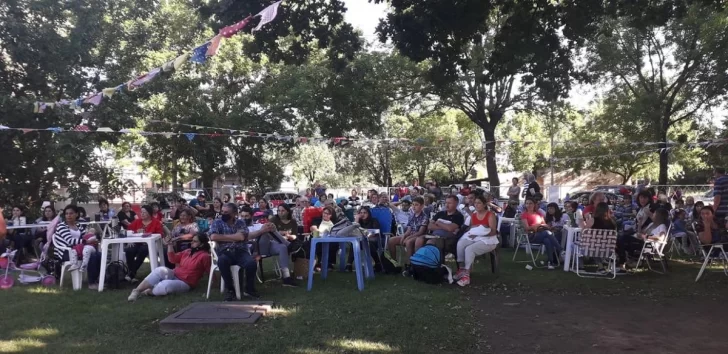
[0,240,56,289]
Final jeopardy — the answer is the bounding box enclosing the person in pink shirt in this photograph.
[521,199,562,269]
[127,234,211,301]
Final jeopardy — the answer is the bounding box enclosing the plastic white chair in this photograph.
[52,235,83,290]
[206,242,241,300]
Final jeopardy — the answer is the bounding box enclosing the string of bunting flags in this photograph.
[2,123,727,156]
[30,1,284,113]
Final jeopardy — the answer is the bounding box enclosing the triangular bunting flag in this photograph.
[74,125,90,132]
[119,129,132,134]
[190,43,211,64]
[84,94,103,106]
[129,68,161,89]
[46,127,63,133]
[253,1,283,32]
[173,53,190,71]
[220,16,254,38]
[210,133,222,138]
[96,127,114,133]
[206,34,223,56]
[185,133,196,141]
[102,87,117,98]
[21,128,33,134]
[163,133,174,139]
[0,125,9,130]
[298,137,308,144]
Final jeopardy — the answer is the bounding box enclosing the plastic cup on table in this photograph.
[19,217,26,226]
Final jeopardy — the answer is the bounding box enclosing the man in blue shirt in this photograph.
[189,192,209,212]
[209,203,272,301]
[713,168,728,220]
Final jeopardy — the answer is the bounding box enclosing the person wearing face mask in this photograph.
[239,206,254,226]
[210,203,273,300]
[128,234,211,301]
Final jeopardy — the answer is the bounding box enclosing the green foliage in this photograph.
[376,0,606,193]
[584,2,728,184]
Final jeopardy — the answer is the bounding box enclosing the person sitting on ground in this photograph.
[346,206,382,272]
[253,204,298,287]
[117,202,137,228]
[211,198,224,219]
[53,205,103,289]
[310,206,338,271]
[128,233,211,301]
[252,198,273,222]
[125,205,168,282]
[454,194,499,287]
[189,192,209,212]
[615,208,670,273]
[521,198,562,269]
[97,198,116,220]
[424,195,466,254]
[210,203,272,300]
[387,197,428,262]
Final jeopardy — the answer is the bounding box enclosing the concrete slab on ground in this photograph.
[160,301,274,333]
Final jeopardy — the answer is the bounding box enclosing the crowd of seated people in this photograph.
[5,175,728,300]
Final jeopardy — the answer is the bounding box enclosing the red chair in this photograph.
[302,207,323,233]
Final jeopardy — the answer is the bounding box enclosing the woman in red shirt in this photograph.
[454,194,499,287]
[125,205,168,281]
[521,199,562,269]
[128,233,211,301]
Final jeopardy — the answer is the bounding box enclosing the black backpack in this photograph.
[104,261,129,290]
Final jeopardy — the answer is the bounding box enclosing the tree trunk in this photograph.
[483,111,502,198]
[658,118,669,191]
[172,158,179,191]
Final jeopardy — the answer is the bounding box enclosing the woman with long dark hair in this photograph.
[521,199,562,269]
[346,206,381,272]
[128,233,211,301]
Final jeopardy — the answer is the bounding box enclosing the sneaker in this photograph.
[67,263,81,272]
[243,289,260,300]
[453,268,466,280]
[128,289,140,302]
[224,290,237,302]
[457,275,470,287]
[547,263,555,270]
[282,277,298,288]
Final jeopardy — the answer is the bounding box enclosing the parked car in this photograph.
[263,191,300,209]
[593,185,634,196]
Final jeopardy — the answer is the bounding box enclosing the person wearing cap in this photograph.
[189,192,209,212]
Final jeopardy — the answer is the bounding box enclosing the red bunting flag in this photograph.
[21,128,33,134]
[298,137,308,143]
[219,16,254,38]
[74,125,90,132]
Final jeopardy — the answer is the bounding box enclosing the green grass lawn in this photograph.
[0,250,726,354]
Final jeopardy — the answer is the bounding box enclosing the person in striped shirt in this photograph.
[52,205,103,289]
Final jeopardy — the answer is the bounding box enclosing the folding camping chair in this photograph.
[635,222,671,274]
[572,228,617,279]
[511,219,549,268]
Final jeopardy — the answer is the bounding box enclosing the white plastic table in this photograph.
[6,220,113,238]
[563,226,582,272]
[98,234,164,292]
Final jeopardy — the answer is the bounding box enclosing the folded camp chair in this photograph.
[572,228,617,279]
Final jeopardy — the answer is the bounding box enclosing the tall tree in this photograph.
[585,2,728,187]
[376,0,603,196]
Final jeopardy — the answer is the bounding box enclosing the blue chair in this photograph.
[370,207,393,252]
